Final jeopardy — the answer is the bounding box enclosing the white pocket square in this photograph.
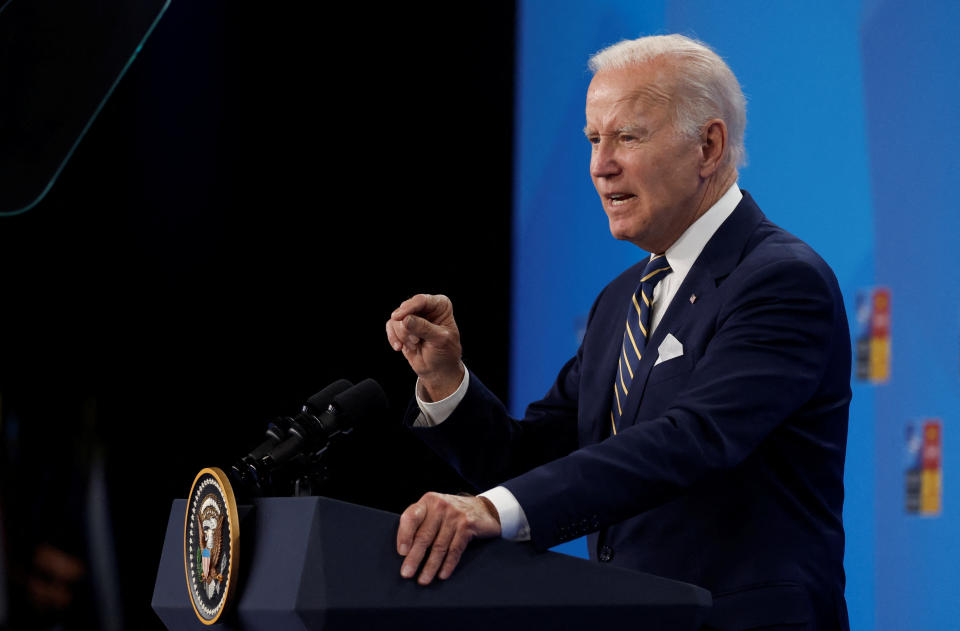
[654,333,683,366]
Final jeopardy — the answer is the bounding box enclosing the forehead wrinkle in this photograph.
[586,64,677,135]
[586,93,670,137]
[629,82,673,107]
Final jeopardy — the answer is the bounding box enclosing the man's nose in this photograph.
[590,141,621,178]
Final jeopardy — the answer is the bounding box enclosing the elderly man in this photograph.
[386,34,850,630]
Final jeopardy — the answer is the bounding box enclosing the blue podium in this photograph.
[152,496,711,630]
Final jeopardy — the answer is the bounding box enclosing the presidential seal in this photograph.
[184,467,239,625]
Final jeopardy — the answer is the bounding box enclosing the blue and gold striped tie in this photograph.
[611,254,672,434]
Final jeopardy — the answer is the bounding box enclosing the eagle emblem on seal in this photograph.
[198,494,225,586]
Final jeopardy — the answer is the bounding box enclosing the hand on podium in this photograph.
[397,492,501,585]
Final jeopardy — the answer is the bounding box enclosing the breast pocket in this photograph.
[635,354,696,419]
[648,352,694,386]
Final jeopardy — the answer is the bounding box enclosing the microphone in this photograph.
[229,379,352,492]
[261,378,388,467]
[244,379,353,462]
[230,378,388,495]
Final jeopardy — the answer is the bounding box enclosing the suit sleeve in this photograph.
[406,357,580,492]
[502,256,845,550]
[405,289,611,491]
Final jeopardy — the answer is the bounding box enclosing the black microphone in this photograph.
[242,379,352,462]
[258,378,388,471]
[230,379,352,491]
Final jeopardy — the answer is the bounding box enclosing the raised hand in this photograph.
[386,294,465,401]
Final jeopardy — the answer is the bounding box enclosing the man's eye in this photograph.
[620,134,636,142]
[587,136,600,145]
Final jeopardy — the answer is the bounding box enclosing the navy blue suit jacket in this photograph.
[411,192,850,630]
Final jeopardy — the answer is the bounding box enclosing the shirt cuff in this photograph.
[412,367,470,427]
[479,486,531,542]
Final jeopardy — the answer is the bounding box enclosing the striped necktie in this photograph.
[611,254,672,434]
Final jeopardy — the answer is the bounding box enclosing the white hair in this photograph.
[588,34,747,169]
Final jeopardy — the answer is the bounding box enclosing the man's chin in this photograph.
[607,221,639,244]
[608,224,654,252]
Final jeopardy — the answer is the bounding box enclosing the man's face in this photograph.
[585,61,706,253]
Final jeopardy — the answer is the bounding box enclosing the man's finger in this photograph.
[396,502,426,556]
[392,294,451,322]
[403,314,446,344]
[400,501,443,579]
[401,527,438,579]
[386,319,402,351]
[438,529,470,580]
[385,319,419,350]
[391,294,429,321]
[415,293,449,317]
[387,319,417,352]
[417,518,458,585]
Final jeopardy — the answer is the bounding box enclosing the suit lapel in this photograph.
[618,191,765,430]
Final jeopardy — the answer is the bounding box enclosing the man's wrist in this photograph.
[418,362,466,402]
[479,486,530,541]
[476,495,501,526]
[414,368,470,427]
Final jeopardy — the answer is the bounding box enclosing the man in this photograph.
[386,34,850,630]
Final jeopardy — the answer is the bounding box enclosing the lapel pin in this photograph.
[689,294,697,304]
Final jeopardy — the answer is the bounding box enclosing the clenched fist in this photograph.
[386,294,465,401]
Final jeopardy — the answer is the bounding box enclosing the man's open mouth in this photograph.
[608,193,636,206]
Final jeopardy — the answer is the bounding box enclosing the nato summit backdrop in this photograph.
[511,2,960,629]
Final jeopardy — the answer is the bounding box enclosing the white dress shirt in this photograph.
[413,182,743,541]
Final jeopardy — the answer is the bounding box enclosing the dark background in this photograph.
[0,1,516,628]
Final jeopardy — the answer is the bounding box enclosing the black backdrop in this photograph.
[0,1,515,627]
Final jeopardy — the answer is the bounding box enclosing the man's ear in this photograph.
[699,118,727,178]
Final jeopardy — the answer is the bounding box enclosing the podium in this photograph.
[152,497,711,630]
